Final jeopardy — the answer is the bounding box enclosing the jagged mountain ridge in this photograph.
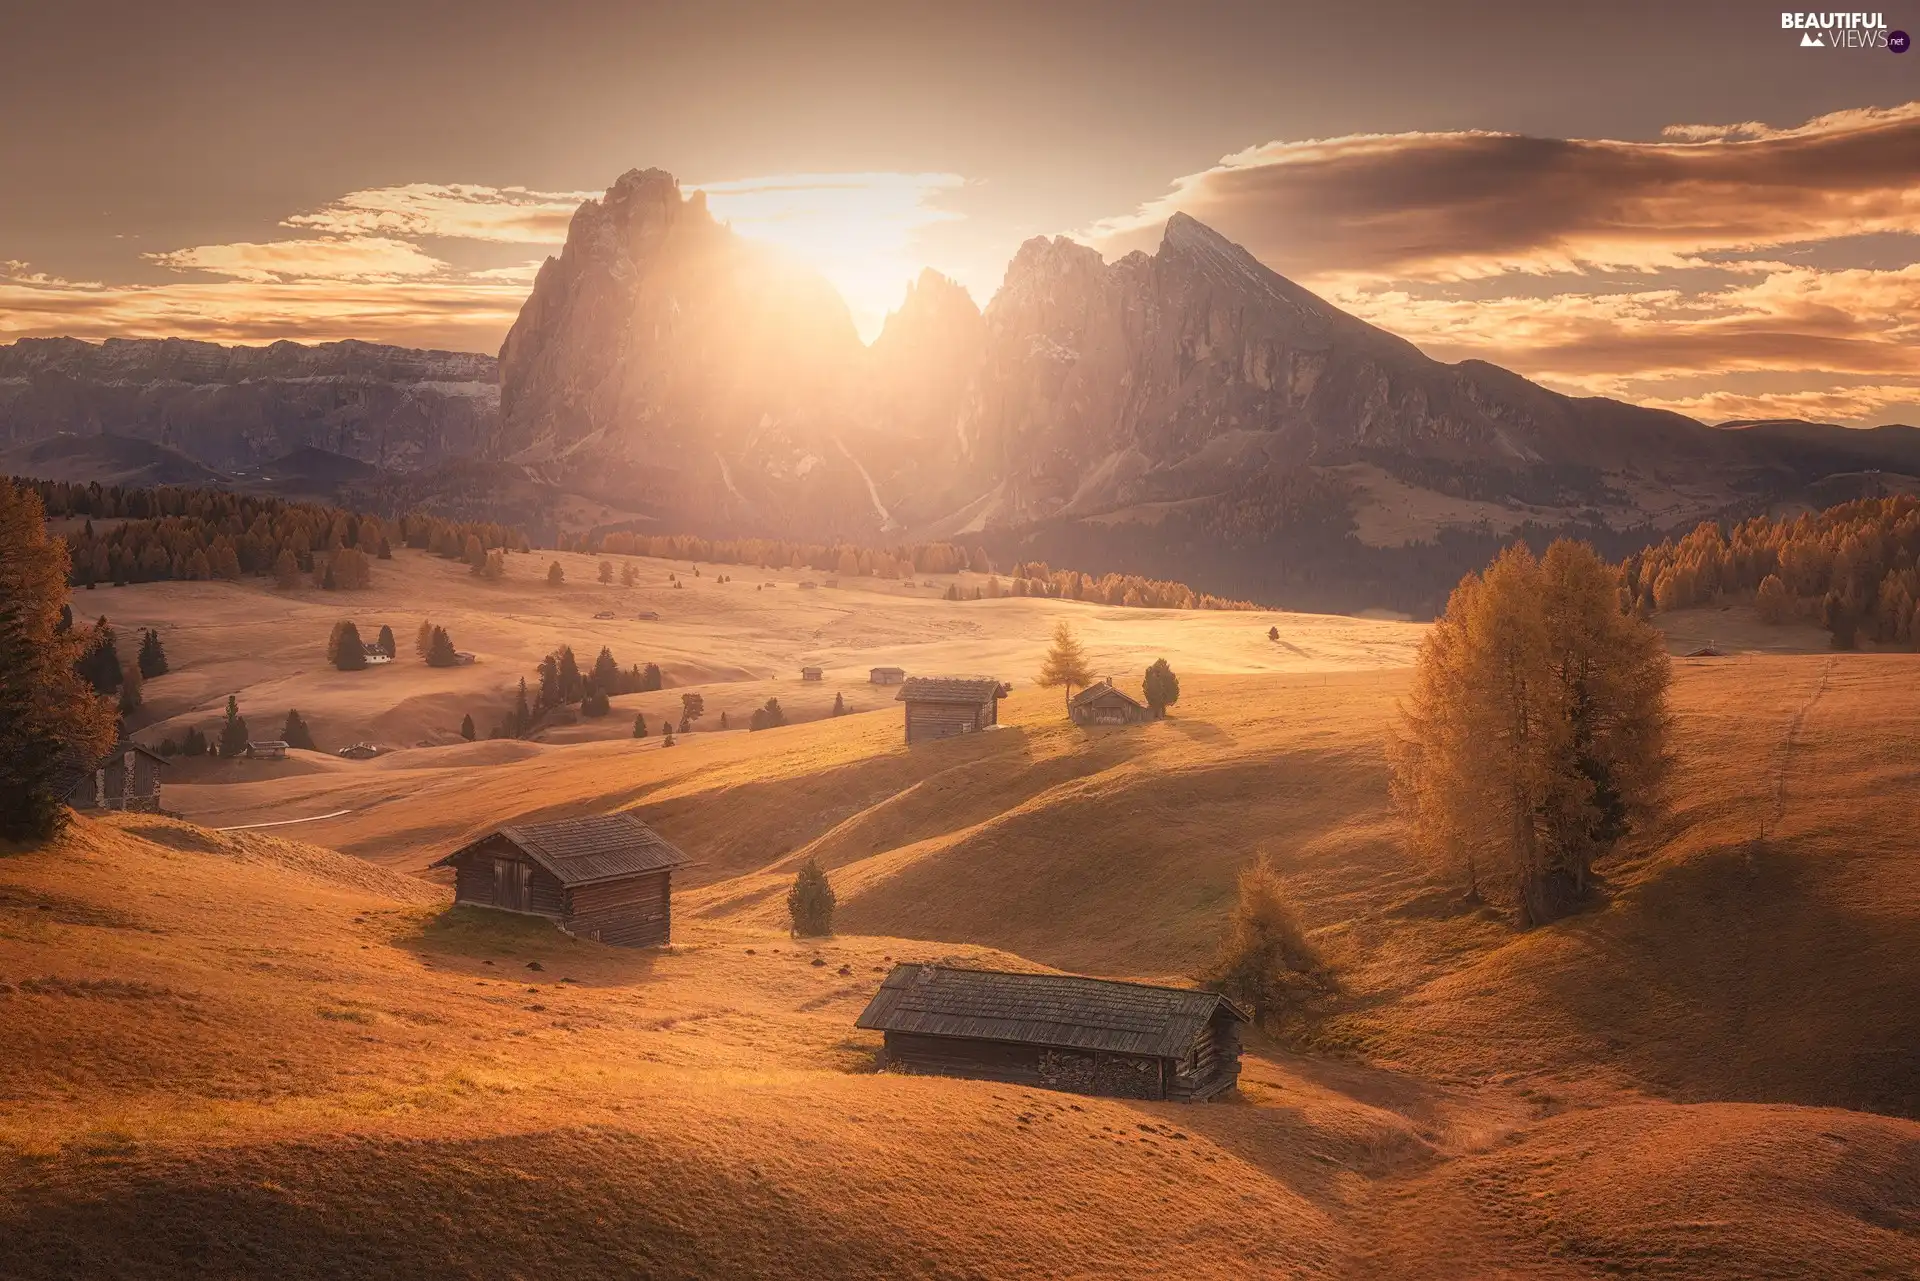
[0,336,497,473]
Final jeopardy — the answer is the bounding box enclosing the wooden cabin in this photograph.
[1069,679,1153,726]
[800,666,823,681]
[431,813,692,948]
[895,676,1002,745]
[245,740,289,760]
[61,742,166,813]
[857,964,1248,1101]
[869,666,906,685]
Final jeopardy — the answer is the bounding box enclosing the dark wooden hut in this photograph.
[61,742,166,813]
[856,964,1248,1101]
[1068,679,1153,726]
[869,665,906,685]
[895,676,1002,744]
[431,813,692,947]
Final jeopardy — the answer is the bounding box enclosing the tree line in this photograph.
[20,477,527,591]
[1625,495,1920,649]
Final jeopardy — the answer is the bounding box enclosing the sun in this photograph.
[693,172,965,342]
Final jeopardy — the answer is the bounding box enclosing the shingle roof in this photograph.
[894,676,1003,704]
[856,964,1247,1059]
[436,812,691,885]
[1069,680,1145,710]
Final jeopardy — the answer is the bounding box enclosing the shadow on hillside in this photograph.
[0,1127,907,1281]
[118,822,225,854]
[1165,718,1231,745]
[1509,837,1920,1117]
[394,905,660,989]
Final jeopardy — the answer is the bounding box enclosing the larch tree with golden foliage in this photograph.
[1035,620,1093,712]
[1204,855,1325,1027]
[1390,540,1673,926]
[0,480,117,841]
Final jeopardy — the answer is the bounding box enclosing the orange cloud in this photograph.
[284,185,594,243]
[1086,102,1920,280]
[146,236,449,283]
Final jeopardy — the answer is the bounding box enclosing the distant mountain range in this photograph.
[7,170,1917,612]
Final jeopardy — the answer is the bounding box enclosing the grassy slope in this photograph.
[5,813,1915,1279]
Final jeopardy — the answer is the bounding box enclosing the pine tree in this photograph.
[219,694,250,759]
[680,691,705,727]
[787,857,836,937]
[75,619,124,695]
[273,549,301,589]
[557,646,583,701]
[632,712,648,739]
[460,713,476,741]
[118,662,143,716]
[831,691,845,716]
[598,560,614,584]
[591,646,621,691]
[547,561,565,587]
[662,727,676,747]
[328,620,367,671]
[426,626,459,668]
[1142,658,1180,719]
[1035,620,1093,712]
[513,679,532,738]
[138,628,169,677]
[1268,626,1280,642]
[621,563,639,587]
[641,662,663,692]
[415,619,434,659]
[376,535,393,559]
[376,624,396,658]
[281,709,317,751]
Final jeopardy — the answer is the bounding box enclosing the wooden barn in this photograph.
[432,813,692,948]
[895,675,1002,744]
[869,665,905,685]
[857,964,1248,1101]
[245,740,289,760]
[801,666,823,681]
[60,742,166,813]
[1069,679,1153,726]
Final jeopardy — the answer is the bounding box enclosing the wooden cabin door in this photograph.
[493,859,531,911]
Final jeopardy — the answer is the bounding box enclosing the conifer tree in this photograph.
[513,679,532,738]
[1204,856,1324,1027]
[1035,620,1093,712]
[460,713,476,741]
[832,691,845,716]
[632,711,648,739]
[118,662,143,716]
[281,709,317,751]
[425,626,459,668]
[598,560,614,584]
[138,628,169,678]
[787,857,836,937]
[328,620,367,671]
[219,694,250,759]
[415,619,434,659]
[547,561,565,587]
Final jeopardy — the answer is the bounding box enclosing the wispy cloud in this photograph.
[284,184,593,243]
[146,236,449,283]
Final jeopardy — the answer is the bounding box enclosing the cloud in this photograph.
[1330,263,1920,385]
[1085,102,1920,280]
[0,260,523,352]
[146,236,449,283]
[285,184,594,243]
[1633,384,1920,425]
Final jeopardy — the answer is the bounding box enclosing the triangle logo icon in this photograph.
[1800,31,1825,45]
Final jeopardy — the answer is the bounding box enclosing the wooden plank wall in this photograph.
[905,700,988,744]
[566,872,672,947]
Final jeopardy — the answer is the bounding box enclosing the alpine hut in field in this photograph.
[895,675,1003,745]
[1068,679,1153,726]
[431,813,692,947]
[869,665,906,685]
[857,964,1248,1101]
[60,742,166,814]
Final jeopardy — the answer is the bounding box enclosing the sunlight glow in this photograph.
[694,172,965,341]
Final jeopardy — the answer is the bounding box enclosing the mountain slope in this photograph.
[0,337,497,472]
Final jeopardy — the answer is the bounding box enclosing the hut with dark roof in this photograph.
[60,742,166,813]
[431,813,692,947]
[895,676,1003,745]
[856,964,1248,1101]
[1068,679,1152,726]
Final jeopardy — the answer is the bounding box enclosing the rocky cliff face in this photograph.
[495,168,881,531]
[0,337,498,472]
[944,212,1727,530]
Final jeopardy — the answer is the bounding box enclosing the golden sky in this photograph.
[4,1,1919,426]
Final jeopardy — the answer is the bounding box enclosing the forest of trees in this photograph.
[1625,495,1920,649]
[565,528,1255,612]
[487,643,663,739]
[20,478,527,591]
